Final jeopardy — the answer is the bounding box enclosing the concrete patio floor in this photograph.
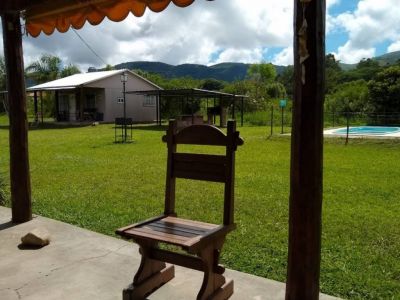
[0,207,339,300]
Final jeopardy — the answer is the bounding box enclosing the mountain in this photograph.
[339,50,400,70]
[111,61,285,82]
[103,51,400,80]
[374,50,400,65]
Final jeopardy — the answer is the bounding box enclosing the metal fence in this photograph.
[240,108,400,135]
[326,112,400,128]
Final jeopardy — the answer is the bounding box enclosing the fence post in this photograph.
[345,111,350,145]
[270,106,274,136]
[281,106,284,134]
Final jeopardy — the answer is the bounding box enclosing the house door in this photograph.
[69,94,76,121]
[58,94,69,121]
[84,94,96,120]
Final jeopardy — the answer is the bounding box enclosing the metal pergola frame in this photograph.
[127,88,247,126]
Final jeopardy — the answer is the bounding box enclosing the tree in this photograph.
[325,54,342,94]
[60,64,81,77]
[245,62,277,111]
[277,65,294,98]
[247,62,277,83]
[341,58,382,82]
[266,82,287,99]
[325,80,370,113]
[25,54,62,83]
[0,56,6,113]
[223,80,256,111]
[0,56,6,91]
[200,79,225,91]
[104,64,115,71]
[368,66,400,113]
[26,54,81,83]
[25,54,81,118]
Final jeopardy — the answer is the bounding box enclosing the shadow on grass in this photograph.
[131,125,167,132]
[0,123,168,132]
[0,122,95,131]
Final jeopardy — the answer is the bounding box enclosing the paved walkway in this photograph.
[0,207,339,300]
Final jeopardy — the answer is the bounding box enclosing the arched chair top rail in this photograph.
[162,121,244,147]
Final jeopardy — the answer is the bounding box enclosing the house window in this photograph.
[143,95,156,107]
[117,97,124,104]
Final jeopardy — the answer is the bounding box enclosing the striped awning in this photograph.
[24,0,195,37]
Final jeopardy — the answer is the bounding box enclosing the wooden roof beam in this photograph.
[0,0,41,13]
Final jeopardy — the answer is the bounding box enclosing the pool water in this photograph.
[333,126,400,135]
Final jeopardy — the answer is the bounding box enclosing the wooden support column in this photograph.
[54,90,59,121]
[40,91,44,123]
[79,87,84,121]
[241,97,244,127]
[158,91,161,126]
[286,0,325,299]
[33,91,38,123]
[2,13,32,223]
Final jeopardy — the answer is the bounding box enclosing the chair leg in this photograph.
[197,239,233,300]
[123,241,175,300]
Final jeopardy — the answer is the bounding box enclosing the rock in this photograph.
[21,228,50,247]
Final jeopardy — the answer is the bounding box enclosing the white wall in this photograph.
[86,73,158,123]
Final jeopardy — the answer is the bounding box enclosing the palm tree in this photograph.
[0,56,6,91]
[25,54,62,83]
[25,54,81,119]
[26,54,81,84]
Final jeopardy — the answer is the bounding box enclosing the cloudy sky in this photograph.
[1,0,400,71]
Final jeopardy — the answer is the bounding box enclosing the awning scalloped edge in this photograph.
[25,0,195,37]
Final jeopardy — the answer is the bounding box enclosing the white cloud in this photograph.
[2,0,396,69]
[12,0,294,70]
[215,48,263,64]
[327,0,341,9]
[272,47,293,66]
[335,41,375,64]
[331,0,400,63]
[388,41,400,53]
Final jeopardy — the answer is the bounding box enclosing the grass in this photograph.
[0,115,399,299]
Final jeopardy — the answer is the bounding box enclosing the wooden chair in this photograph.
[116,120,244,300]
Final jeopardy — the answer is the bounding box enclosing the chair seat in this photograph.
[117,216,230,250]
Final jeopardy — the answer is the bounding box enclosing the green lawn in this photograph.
[0,118,399,299]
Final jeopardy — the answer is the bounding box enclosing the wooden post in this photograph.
[40,91,44,123]
[241,97,244,127]
[79,87,84,121]
[158,92,161,126]
[55,90,59,121]
[231,96,235,119]
[286,0,325,299]
[155,94,159,126]
[33,91,38,123]
[2,13,32,223]
[270,105,274,136]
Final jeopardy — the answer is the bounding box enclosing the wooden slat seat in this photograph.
[118,216,226,250]
[116,120,243,300]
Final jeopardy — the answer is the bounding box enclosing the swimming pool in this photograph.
[325,126,400,137]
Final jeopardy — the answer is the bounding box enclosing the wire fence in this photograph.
[326,112,400,128]
[240,108,400,134]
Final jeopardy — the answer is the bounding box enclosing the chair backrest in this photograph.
[162,120,244,225]
[115,117,133,125]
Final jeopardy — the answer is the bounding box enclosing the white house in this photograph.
[27,69,161,123]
